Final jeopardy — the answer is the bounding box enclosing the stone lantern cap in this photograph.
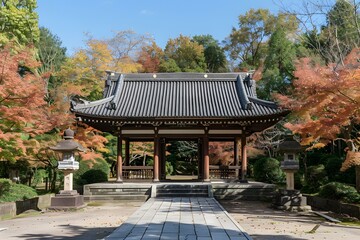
[50,129,86,152]
[277,135,302,153]
[281,160,299,170]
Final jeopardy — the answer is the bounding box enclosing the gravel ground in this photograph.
[1,200,360,240]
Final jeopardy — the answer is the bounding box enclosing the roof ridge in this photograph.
[71,96,114,110]
[235,75,252,110]
[248,96,278,108]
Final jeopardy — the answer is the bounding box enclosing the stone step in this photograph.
[155,184,209,198]
[157,185,208,189]
[157,188,207,192]
[156,193,209,198]
[84,195,148,202]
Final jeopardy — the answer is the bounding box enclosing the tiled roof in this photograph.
[71,72,285,120]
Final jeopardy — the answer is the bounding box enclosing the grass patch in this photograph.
[0,179,37,203]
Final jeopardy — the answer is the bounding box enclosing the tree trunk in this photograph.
[356,166,360,192]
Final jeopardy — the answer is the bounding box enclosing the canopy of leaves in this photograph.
[0,45,52,162]
[224,9,298,70]
[257,27,296,100]
[277,49,360,151]
[162,35,206,72]
[36,27,67,74]
[0,0,39,46]
[137,41,163,73]
[193,35,227,72]
[59,31,150,100]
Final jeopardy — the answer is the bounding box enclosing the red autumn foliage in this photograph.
[276,49,360,150]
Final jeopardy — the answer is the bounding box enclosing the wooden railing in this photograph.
[209,165,240,179]
[123,166,154,179]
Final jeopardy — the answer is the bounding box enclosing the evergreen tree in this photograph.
[258,27,296,100]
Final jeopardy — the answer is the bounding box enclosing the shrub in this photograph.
[74,158,110,192]
[0,178,37,203]
[81,169,108,184]
[302,164,328,193]
[253,157,285,184]
[319,182,360,204]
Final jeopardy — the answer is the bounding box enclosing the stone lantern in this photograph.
[278,135,301,190]
[49,128,86,209]
[273,135,310,211]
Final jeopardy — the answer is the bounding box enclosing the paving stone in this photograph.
[105,197,252,240]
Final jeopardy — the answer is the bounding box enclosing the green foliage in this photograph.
[258,27,296,100]
[302,164,328,193]
[165,161,174,176]
[81,169,108,184]
[193,35,227,72]
[319,182,360,204]
[159,58,181,72]
[325,155,355,184]
[163,35,206,72]
[37,27,67,73]
[74,158,109,191]
[253,157,285,184]
[0,178,37,203]
[0,0,40,46]
[31,168,47,188]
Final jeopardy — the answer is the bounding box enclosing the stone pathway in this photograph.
[105,197,252,240]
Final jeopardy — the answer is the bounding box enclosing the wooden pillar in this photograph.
[125,139,130,166]
[203,136,210,182]
[153,136,160,182]
[116,135,123,183]
[240,134,247,181]
[234,137,240,179]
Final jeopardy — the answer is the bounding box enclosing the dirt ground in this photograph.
[0,201,142,240]
[220,200,360,240]
[1,200,360,240]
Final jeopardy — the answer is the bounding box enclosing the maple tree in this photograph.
[137,42,163,73]
[0,45,51,162]
[277,48,360,190]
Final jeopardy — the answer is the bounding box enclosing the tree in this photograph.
[193,35,227,72]
[0,0,39,46]
[276,48,360,190]
[162,35,206,72]
[257,27,296,100]
[36,27,67,74]
[0,45,50,162]
[325,0,360,64]
[137,41,163,73]
[59,31,150,100]
[224,9,298,71]
[36,27,67,103]
[283,0,360,66]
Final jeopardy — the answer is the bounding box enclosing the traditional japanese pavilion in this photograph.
[71,72,288,183]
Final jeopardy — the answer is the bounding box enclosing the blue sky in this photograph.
[36,0,295,55]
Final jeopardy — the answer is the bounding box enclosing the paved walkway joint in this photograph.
[105,197,252,240]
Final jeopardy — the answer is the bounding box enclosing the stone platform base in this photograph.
[273,189,311,212]
[49,190,86,210]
